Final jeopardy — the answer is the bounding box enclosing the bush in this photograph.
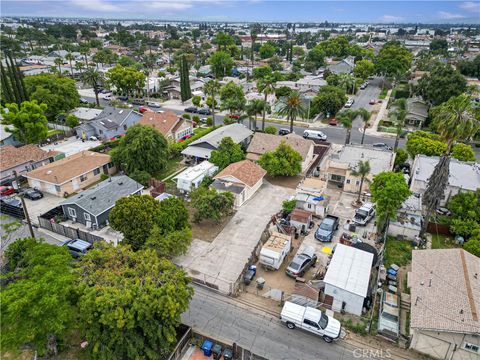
[394,148,408,168]
[129,170,151,186]
[206,117,214,126]
[100,173,109,181]
[192,115,200,124]
[169,126,220,155]
[182,114,191,120]
[264,125,277,135]
[223,117,236,125]
[394,84,409,99]
[282,199,296,215]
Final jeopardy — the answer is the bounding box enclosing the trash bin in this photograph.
[256,277,265,290]
[212,344,222,360]
[201,339,213,357]
[223,348,233,360]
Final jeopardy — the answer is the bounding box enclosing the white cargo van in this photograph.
[303,130,327,141]
[280,301,342,342]
[259,231,291,270]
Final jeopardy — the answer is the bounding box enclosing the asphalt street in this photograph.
[183,285,378,360]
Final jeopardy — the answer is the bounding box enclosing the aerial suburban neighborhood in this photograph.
[1,1,480,359]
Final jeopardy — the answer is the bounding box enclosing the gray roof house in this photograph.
[405,97,429,128]
[181,123,253,160]
[75,106,142,140]
[61,175,143,229]
[327,56,355,74]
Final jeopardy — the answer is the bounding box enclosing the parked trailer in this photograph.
[259,231,291,270]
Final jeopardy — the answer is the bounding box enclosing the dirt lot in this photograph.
[266,175,303,189]
[189,207,236,243]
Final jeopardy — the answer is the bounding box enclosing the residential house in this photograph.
[24,151,116,197]
[410,155,480,205]
[408,249,480,360]
[295,177,330,218]
[173,161,218,193]
[0,124,21,146]
[246,133,315,173]
[0,144,62,184]
[138,111,192,142]
[75,106,142,140]
[323,244,374,316]
[321,144,395,193]
[165,77,205,100]
[211,160,266,207]
[181,123,253,160]
[277,76,327,94]
[61,175,143,229]
[289,208,313,234]
[71,107,103,122]
[326,56,355,74]
[388,194,423,240]
[405,97,429,128]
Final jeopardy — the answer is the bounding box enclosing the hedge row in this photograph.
[169,126,220,155]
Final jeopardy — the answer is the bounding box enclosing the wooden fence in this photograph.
[38,217,104,243]
[426,222,451,236]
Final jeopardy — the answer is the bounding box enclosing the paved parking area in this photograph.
[175,181,295,294]
[21,193,65,225]
[41,136,101,157]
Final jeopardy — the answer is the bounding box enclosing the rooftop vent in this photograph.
[90,196,96,200]
[46,170,53,174]
[118,182,123,185]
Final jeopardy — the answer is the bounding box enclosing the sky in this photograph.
[2,0,480,23]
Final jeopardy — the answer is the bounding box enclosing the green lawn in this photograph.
[431,234,460,249]
[379,88,388,100]
[47,129,63,137]
[384,237,413,268]
[153,155,184,181]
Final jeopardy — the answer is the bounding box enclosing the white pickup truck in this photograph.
[280,301,342,343]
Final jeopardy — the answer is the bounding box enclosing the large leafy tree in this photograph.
[77,243,193,360]
[353,59,375,80]
[278,91,305,133]
[370,171,411,234]
[208,51,235,79]
[106,64,145,96]
[204,79,219,124]
[304,47,325,71]
[312,85,347,118]
[258,141,302,176]
[421,94,480,235]
[111,125,169,176]
[219,81,246,114]
[210,136,245,170]
[190,187,235,223]
[259,41,276,59]
[374,41,412,80]
[336,109,357,145]
[406,131,476,161]
[1,239,76,356]
[24,73,79,120]
[1,100,49,143]
[417,63,467,105]
[389,98,407,151]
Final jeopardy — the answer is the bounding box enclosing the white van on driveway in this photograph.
[303,129,327,141]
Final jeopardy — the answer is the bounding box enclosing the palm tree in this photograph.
[246,99,267,131]
[204,79,219,126]
[350,160,371,203]
[336,109,357,145]
[257,77,275,131]
[388,98,407,151]
[75,62,85,76]
[82,67,103,107]
[337,73,356,95]
[65,52,75,77]
[421,94,480,235]
[54,57,63,74]
[357,108,371,145]
[277,91,306,133]
[79,43,90,66]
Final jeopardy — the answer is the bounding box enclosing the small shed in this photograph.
[173,161,218,193]
[289,208,313,234]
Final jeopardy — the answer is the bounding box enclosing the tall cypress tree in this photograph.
[0,62,14,104]
[2,53,28,104]
[180,54,191,102]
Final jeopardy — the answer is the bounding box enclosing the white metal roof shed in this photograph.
[324,244,373,298]
[173,161,217,183]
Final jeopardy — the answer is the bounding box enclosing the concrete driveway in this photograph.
[23,192,65,226]
[41,136,101,157]
[176,181,295,294]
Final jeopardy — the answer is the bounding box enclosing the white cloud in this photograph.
[379,15,404,23]
[437,11,466,19]
[459,1,480,12]
[70,0,121,12]
[143,2,193,11]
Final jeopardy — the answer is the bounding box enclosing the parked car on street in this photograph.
[285,246,317,278]
[132,98,145,105]
[184,106,198,113]
[139,106,148,113]
[280,301,342,343]
[228,114,241,119]
[344,98,354,108]
[353,203,375,226]
[0,196,22,208]
[360,82,368,90]
[62,239,93,258]
[328,118,338,126]
[315,215,339,242]
[303,129,327,141]
[0,186,16,196]
[146,101,161,108]
[372,142,393,151]
[197,108,211,115]
[278,128,291,136]
[117,96,128,101]
[22,188,43,200]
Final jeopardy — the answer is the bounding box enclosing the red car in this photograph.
[328,118,338,126]
[0,185,16,196]
[139,106,148,114]
[228,114,241,120]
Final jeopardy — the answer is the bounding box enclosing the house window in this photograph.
[80,174,87,182]
[68,208,77,218]
[123,125,127,130]
[84,213,91,221]
[307,204,312,209]
[356,180,360,185]
[55,185,61,193]
[99,129,103,134]
[93,168,100,176]
[463,343,480,353]
[330,174,343,182]
[346,179,350,184]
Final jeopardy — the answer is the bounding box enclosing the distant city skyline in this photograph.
[2,1,480,24]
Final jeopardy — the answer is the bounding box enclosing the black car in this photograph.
[279,128,291,136]
[79,97,89,104]
[117,96,128,101]
[23,188,43,200]
[184,106,198,113]
[197,108,211,115]
[132,98,145,105]
[0,196,22,208]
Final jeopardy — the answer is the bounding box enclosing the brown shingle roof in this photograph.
[0,145,59,171]
[25,151,111,184]
[409,249,480,334]
[290,208,313,222]
[138,111,181,137]
[214,160,266,188]
[246,133,313,160]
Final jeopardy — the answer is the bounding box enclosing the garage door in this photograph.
[414,333,450,359]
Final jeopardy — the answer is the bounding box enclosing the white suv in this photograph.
[345,98,355,108]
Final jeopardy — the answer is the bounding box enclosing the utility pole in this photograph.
[12,171,35,239]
